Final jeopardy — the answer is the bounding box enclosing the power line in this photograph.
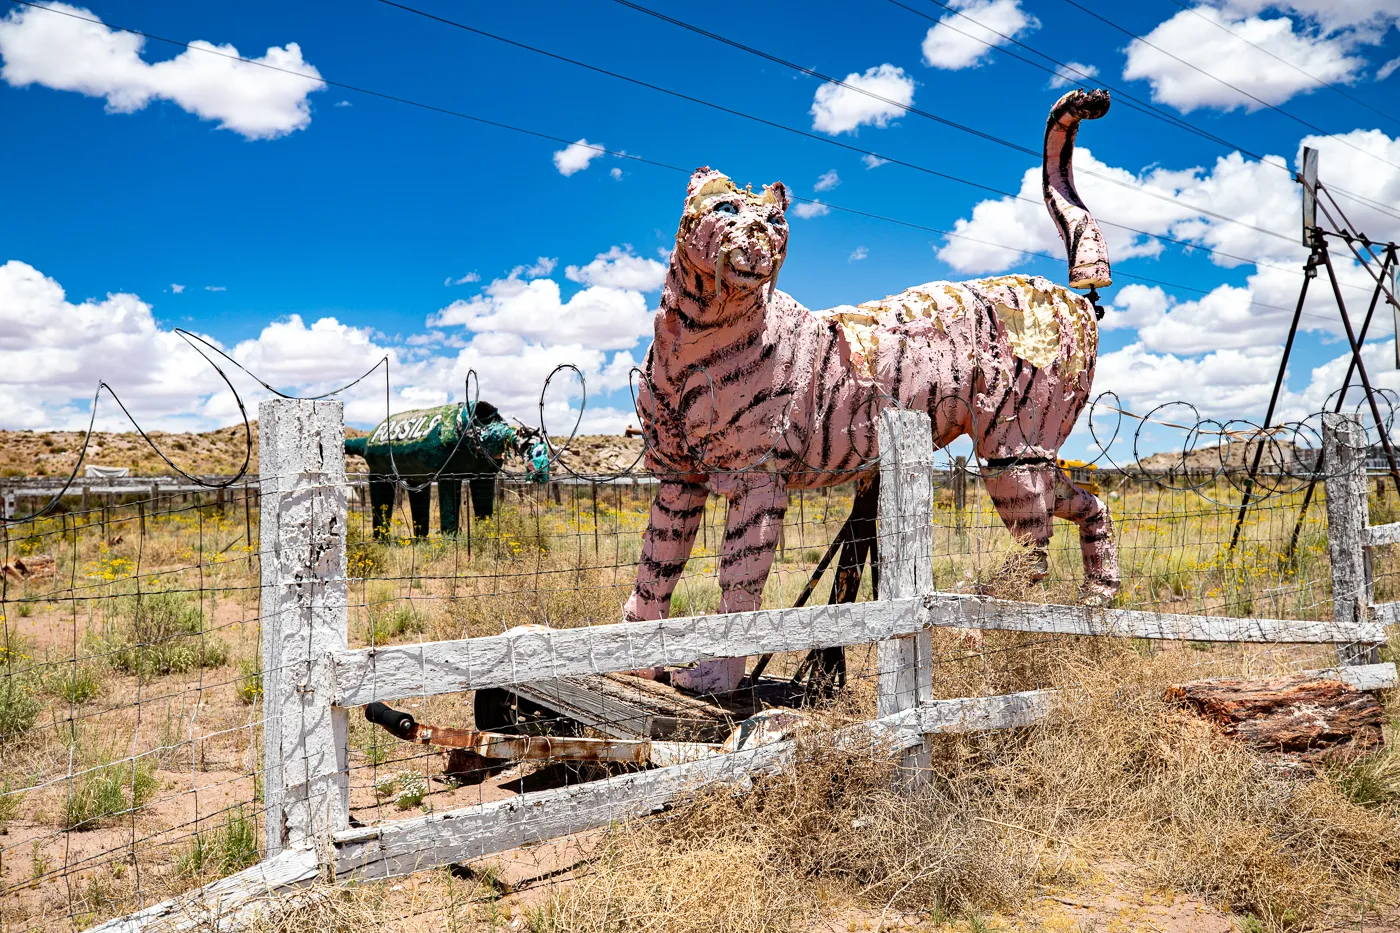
[892,0,1400,226]
[890,0,1272,161]
[1162,0,1400,130]
[1055,0,1400,178]
[0,0,1343,326]
[593,0,1393,281]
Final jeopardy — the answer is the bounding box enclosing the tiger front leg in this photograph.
[624,477,708,626]
[671,473,789,693]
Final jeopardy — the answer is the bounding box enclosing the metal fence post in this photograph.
[260,398,351,858]
[877,408,935,781]
[1323,412,1381,665]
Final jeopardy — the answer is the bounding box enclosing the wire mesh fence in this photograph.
[0,417,1396,932]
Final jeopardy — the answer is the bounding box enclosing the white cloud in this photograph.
[334,99,351,107]
[1379,56,1400,81]
[429,270,652,352]
[814,169,841,192]
[1048,60,1099,89]
[445,272,480,286]
[205,285,226,292]
[849,246,869,262]
[1122,6,1368,112]
[552,138,605,176]
[0,259,645,436]
[792,200,831,219]
[810,64,914,135]
[1214,0,1400,37]
[170,283,185,294]
[510,257,557,279]
[862,154,890,169]
[0,260,240,430]
[565,245,666,291]
[920,0,1039,70]
[0,3,324,140]
[610,167,623,180]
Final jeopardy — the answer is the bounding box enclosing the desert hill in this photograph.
[0,424,646,478]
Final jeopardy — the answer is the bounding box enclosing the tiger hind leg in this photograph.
[981,465,1056,591]
[1051,467,1120,604]
[982,463,1119,604]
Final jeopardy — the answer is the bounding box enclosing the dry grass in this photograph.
[538,649,1400,933]
[0,461,1397,931]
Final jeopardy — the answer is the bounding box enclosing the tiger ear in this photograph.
[762,181,791,213]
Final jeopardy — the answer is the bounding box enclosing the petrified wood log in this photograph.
[1166,675,1384,762]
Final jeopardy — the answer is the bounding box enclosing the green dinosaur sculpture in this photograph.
[345,400,532,540]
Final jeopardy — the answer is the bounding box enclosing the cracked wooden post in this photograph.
[877,409,935,783]
[260,398,350,859]
[1324,413,1381,666]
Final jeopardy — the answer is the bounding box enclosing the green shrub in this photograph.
[65,758,159,830]
[346,523,387,578]
[0,780,23,830]
[234,658,262,705]
[178,807,259,878]
[107,591,228,677]
[0,676,40,741]
[44,662,105,704]
[365,602,427,643]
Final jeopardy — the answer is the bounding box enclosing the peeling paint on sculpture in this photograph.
[625,91,1121,692]
[346,400,527,540]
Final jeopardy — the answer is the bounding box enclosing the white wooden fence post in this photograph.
[260,398,351,858]
[1323,412,1381,665]
[877,408,936,780]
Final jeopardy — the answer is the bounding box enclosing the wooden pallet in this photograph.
[508,672,805,742]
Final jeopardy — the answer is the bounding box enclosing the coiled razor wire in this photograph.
[4,337,1396,528]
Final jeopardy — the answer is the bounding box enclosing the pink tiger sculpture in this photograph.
[627,90,1120,692]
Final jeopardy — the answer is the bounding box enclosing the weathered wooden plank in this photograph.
[260,399,350,857]
[331,597,927,707]
[1325,414,1382,666]
[876,409,936,779]
[1305,662,1398,691]
[83,848,321,933]
[83,689,1053,931]
[333,590,1382,708]
[1370,600,1400,627]
[921,593,1386,645]
[332,689,1050,882]
[1361,520,1400,548]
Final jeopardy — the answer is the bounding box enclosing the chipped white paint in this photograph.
[1362,520,1400,548]
[1324,414,1382,666]
[877,409,936,779]
[260,398,350,857]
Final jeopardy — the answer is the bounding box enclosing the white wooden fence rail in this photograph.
[86,402,1396,933]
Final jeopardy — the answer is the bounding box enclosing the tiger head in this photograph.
[674,167,790,311]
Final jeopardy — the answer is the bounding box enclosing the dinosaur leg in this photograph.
[438,477,462,535]
[407,487,431,538]
[981,464,1057,588]
[623,477,708,623]
[369,478,395,542]
[1051,467,1119,604]
[673,474,788,694]
[468,474,496,522]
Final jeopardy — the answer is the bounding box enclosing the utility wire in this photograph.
[1055,0,1400,178]
[384,0,1353,284]
[1162,0,1400,130]
[2,0,1343,325]
[891,0,1400,226]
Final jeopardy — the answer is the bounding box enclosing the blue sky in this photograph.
[2,0,1400,461]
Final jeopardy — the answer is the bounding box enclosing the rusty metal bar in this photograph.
[364,702,717,766]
